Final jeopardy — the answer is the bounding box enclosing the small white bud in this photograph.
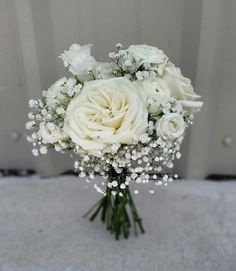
[112,181,118,187]
[176,152,181,159]
[32,149,39,156]
[124,59,132,67]
[109,52,116,59]
[29,99,36,108]
[56,107,65,115]
[111,191,117,196]
[55,145,62,152]
[120,183,126,189]
[26,121,34,130]
[39,146,47,154]
[115,43,123,49]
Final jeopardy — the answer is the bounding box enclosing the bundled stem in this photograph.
[84,168,145,240]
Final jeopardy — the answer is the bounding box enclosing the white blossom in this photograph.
[120,183,126,189]
[26,121,35,130]
[60,44,96,82]
[39,146,48,154]
[29,99,37,108]
[32,149,39,156]
[56,107,65,115]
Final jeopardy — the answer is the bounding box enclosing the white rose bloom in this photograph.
[137,78,171,114]
[128,44,168,67]
[39,122,67,144]
[156,113,185,140]
[63,78,148,156]
[60,44,96,82]
[155,63,203,113]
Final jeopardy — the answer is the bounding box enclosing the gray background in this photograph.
[0,0,235,178]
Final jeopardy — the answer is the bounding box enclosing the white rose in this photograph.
[60,44,96,82]
[137,78,171,114]
[128,44,168,67]
[39,122,66,144]
[155,63,203,113]
[155,113,185,140]
[63,78,148,156]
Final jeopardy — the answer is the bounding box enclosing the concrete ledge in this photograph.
[0,177,235,271]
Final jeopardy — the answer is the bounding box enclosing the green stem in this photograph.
[83,168,145,239]
[83,197,104,218]
[127,188,145,234]
[89,199,105,221]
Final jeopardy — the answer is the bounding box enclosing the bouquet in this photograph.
[26,43,203,239]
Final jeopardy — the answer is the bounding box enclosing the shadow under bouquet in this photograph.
[26,43,203,239]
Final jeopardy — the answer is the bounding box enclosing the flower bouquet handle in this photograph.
[84,167,145,239]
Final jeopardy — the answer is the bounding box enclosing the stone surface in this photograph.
[0,176,235,271]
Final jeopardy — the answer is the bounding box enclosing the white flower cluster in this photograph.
[26,43,203,194]
[110,44,169,81]
[26,77,81,155]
